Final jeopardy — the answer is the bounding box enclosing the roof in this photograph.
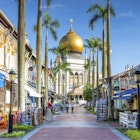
[68,87,83,95]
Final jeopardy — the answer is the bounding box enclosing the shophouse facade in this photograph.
[0,10,44,117]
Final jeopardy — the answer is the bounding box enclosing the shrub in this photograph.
[1,131,25,138]
[1,125,35,138]
[13,125,34,132]
[117,128,128,133]
[89,109,96,114]
[52,111,55,115]
[125,130,140,140]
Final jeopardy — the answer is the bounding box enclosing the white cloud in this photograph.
[51,4,63,8]
[42,4,63,10]
[119,11,135,18]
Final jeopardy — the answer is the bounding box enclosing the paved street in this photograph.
[19,105,130,140]
[0,105,130,140]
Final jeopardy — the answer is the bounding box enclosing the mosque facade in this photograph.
[54,19,88,104]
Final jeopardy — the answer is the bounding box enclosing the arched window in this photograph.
[69,72,73,88]
[79,73,83,85]
[75,72,78,86]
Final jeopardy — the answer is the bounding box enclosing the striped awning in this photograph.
[113,88,137,100]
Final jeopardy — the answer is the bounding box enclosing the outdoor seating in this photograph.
[119,112,137,128]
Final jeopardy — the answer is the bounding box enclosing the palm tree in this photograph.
[49,46,70,96]
[94,37,102,100]
[43,0,60,109]
[107,0,112,119]
[53,60,71,96]
[49,46,69,59]
[87,3,115,80]
[84,37,96,108]
[36,0,42,108]
[83,58,90,83]
[17,0,26,112]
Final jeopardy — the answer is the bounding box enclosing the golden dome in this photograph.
[59,29,84,53]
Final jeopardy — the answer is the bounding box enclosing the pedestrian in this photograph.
[66,101,69,113]
[51,98,54,112]
[46,98,54,121]
[70,101,74,113]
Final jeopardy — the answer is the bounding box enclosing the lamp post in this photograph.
[8,69,16,133]
[41,86,45,116]
[62,74,66,108]
[134,69,140,130]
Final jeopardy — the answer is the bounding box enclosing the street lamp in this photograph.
[134,69,140,130]
[41,86,45,116]
[8,69,16,133]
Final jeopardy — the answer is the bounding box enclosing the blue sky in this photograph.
[1,0,140,75]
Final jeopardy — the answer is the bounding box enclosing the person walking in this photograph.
[70,101,74,113]
[66,101,69,113]
[46,98,54,121]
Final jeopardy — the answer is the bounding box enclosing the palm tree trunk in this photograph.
[92,51,95,108]
[102,18,107,79]
[36,0,42,108]
[96,48,99,100]
[107,0,112,119]
[18,0,26,112]
[58,72,60,96]
[44,29,48,110]
[102,19,107,99]
[88,55,91,83]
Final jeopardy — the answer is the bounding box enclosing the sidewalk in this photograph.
[0,106,130,140]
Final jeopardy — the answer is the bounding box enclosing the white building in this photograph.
[54,20,88,104]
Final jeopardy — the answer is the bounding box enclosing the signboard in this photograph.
[114,86,120,91]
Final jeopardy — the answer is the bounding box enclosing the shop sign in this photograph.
[114,86,120,91]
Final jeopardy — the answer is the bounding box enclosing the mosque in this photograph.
[53,19,88,104]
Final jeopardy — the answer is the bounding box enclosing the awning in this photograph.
[0,72,5,88]
[25,85,42,97]
[0,70,8,80]
[113,88,137,100]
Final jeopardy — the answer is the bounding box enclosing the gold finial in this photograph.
[69,18,73,30]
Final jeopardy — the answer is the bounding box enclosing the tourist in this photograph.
[66,101,69,113]
[70,101,74,113]
[46,98,54,121]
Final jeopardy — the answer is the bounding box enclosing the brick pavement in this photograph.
[0,106,130,140]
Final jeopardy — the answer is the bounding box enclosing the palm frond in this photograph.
[87,4,102,13]
[49,46,69,58]
[33,25,37,32]
[51,20,60,28]
[50,26,57,40]
[46,0,53,9]
[43,12,50,26]
[87,3,116,30]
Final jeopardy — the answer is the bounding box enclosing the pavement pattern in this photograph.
[0,105,131,140]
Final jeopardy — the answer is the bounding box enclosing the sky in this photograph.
[1,0,140,76]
